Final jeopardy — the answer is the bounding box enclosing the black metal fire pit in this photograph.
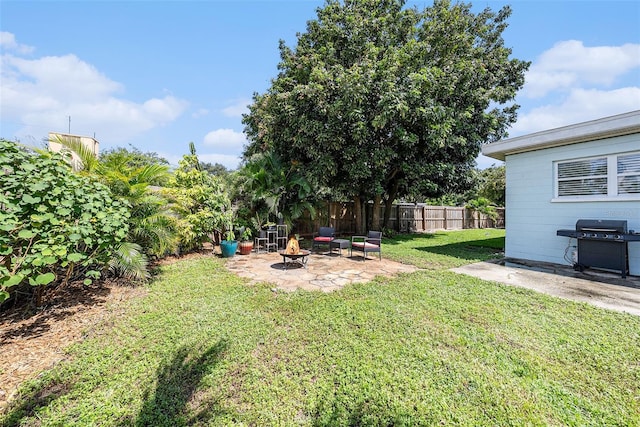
[557,219,640,278]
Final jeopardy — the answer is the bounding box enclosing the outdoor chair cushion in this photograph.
[312,227,335,250]
[351,242,380,250]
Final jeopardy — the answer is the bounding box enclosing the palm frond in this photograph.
[135,164,170,184]
[109,242,150,282]
[50,135,100,173]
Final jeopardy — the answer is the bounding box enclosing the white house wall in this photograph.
[505,133,640,276]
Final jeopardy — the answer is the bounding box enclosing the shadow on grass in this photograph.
[1,379,74,427]
[133,339,229,426]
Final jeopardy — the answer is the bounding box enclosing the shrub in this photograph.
[162,144,233,252]
[0,140,131,305]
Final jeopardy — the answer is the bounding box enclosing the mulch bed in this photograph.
[0,279,148,411]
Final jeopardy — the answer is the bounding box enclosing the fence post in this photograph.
[443,207,447,230]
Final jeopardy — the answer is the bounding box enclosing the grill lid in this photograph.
[575,219,627,233]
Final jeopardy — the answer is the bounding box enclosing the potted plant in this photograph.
[238,227,254,255]
[220,227,238,258]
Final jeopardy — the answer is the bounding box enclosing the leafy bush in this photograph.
[0,140,131,304]
[465,197,498,220]
[162,144,233,252]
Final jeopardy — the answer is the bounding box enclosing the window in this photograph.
[617,153,640,195]
[557,157,607,196]
[554,151,640,200]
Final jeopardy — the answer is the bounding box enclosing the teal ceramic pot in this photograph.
[220,240,238,257]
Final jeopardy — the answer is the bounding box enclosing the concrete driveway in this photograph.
[451,259,640,316]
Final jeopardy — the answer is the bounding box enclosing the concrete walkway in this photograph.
[451,260,640,316]
[224,249,418,292]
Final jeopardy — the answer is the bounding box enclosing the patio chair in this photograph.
[350,230,382,261]
[312,226,335,251]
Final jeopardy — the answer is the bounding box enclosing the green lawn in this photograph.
[3,229,639,426]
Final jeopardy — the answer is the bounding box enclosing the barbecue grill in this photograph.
[557,219,640,278]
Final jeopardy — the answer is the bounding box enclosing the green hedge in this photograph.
[0,139,130,304]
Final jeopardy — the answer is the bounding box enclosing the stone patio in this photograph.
[224,248,418,292]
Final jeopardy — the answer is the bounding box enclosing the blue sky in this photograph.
[1,0,639,170]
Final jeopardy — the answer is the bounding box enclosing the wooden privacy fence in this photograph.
[295,202,504,236]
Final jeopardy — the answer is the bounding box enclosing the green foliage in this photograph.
[99,145,170,185]
[53,138,177,259]
[108,241,150,282]
[241,151,317,226]
[48,134,100,173]
[163,144,233,251]
[0,139,131,303]
[466,196,498,220]
[99,158,177,258]
[224,229,236,242]
[243,0,529,231]
[477,164,506,206]
[199,161,229,177]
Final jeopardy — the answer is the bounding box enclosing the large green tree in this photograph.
[243,0,528,232]
[477,164,506,207]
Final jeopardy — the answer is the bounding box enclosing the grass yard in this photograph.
[2,229,639,426]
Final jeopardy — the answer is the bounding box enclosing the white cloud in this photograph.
[511,87,640,136]
[0,31,34,55]
[222,98,250,117]
[203,128,247,149]
[192,108,209,118]
[523,40,640,98]
[199,153,242,170]
[0,33,188,143]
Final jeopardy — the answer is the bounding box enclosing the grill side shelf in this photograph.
[557,229,579,238]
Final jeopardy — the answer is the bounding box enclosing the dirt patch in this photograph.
[0,279,148,411]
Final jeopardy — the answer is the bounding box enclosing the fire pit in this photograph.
[279,236,310,269]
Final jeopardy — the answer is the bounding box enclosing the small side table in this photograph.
[276,224,288,249]
[265,229,278,253]
[254,233,268,254]
[330,239,350,257]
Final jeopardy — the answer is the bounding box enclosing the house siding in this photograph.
[505,133,640,276]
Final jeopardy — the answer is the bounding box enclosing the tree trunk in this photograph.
[353,195,365,235]
[382,180,399,230]
[371,194,382,231]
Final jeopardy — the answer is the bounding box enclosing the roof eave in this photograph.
[482,110,640,161]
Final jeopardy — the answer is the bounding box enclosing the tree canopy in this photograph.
[243,0,528,232]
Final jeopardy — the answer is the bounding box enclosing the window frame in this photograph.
[553,151,640,202]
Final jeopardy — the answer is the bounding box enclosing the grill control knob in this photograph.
[614,234,622,240]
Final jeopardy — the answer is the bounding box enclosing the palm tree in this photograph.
[48,137,177,279]
[242,151,316,225]
[99,161,178,258]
